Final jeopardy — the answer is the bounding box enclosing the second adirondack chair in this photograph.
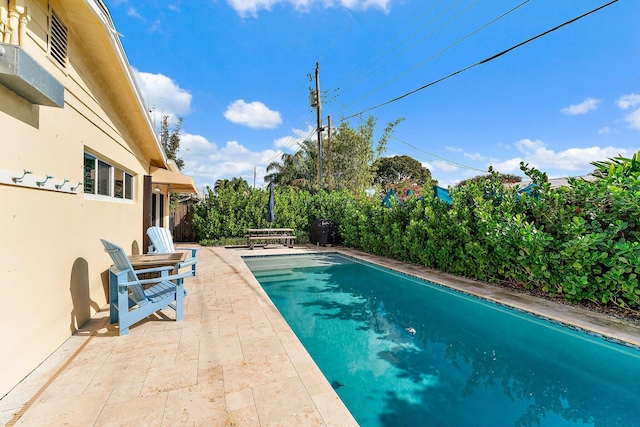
[101,239,191,335]
[147,226,198,275]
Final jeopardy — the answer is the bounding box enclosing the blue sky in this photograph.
[104,0,639,190]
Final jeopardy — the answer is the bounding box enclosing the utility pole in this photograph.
[327,115,333,191]
[314,62,323,187]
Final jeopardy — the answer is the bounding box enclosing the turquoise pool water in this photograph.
[243,253,640,427]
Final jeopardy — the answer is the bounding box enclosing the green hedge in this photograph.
[193,170,640,308]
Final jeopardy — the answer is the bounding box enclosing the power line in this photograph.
[257,125,317,170]
[335,0,475,97]
[318,16,356,62]
[337,0,530,112]
[332,98,485,172]
[326,0,449,93]
[341,0,619,121]
[385,148,482,173]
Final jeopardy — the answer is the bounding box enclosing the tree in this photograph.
[373,155,434,189]
[160,116,185,170]
[264,115,403,193]
[591,150,640,179]
[264,141,316,190]
[455,172,521,188]
[327,115,404,192]
[213,177,250,194]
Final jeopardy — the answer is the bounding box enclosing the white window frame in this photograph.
[83,152,135,203]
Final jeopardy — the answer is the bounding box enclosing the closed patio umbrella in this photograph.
[266,182,275,224]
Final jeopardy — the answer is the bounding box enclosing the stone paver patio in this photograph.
[2,244,639,426]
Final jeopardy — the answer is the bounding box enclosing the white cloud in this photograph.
[148,19,161,33]
[616,93,640,110]
[180,133,281,189]
[223,99,282,129]
[226,0,390,17]
[623,108,640,130]
[431,161,458,173]
[490,138,631,174]
[560,98,600,116]
[463,152,486,161]
[133,69,192,125]
[598,127,610,135]
[490,157,524,174]
[127,7,143,19]
[445,146,485,161]
[615,94,640,130]
[421,161,434,171]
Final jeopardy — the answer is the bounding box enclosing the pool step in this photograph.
[254,271,306,284]
[247,263,297,272]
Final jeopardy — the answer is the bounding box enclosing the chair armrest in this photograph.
[121,271,194,287]
[177,247,200,256]
[178,258,198,268]
[131,265,174,275]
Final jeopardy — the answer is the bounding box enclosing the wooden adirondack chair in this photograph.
[101,239,191,336]
[147,226,198,276]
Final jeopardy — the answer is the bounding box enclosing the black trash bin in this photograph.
[309,219,338,246]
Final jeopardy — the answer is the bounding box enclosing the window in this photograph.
[84,153,134,200]
[50,11,68,68]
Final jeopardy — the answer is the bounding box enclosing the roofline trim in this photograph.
[83,0,168,168]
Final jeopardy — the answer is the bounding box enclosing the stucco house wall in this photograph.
[0,0,186,397]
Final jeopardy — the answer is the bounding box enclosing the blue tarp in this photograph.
[382,189,400,207]
[383,183,537,208]
[382,186,453,207]
[433,186,452,204]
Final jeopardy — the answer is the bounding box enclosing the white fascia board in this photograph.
[83,0,168,168]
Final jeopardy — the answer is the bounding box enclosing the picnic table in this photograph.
[246,228,296,249]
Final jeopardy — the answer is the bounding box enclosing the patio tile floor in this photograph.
[2,244,639,426]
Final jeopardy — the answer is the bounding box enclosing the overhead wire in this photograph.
[385,148,481,173]
[317,14,357,62]
[326,0,448,93]
[268,0,482,173]
[337,0,530,112]
[258,16,359,171]
[340,0,619,121]
[257,121,317,169]
[331,98,486,172]
[335,0,473,97]
[256,66,319,169]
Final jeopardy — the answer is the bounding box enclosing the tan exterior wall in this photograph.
[0,0,160,397]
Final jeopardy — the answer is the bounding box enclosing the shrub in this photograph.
[193,154,640,308]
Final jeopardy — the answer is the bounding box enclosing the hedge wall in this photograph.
[193,167,640,308]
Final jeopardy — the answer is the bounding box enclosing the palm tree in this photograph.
[214,177,250,193]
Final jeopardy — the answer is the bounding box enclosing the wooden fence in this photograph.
[170,200,196,242]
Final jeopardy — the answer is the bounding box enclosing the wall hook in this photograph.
[12,169,33,183]
[36,175,53,187]
[71,182,83,192]
[55,179,69,190]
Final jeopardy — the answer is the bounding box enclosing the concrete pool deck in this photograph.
[2,244,639,426]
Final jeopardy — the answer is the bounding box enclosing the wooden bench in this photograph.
[246,228,296,249]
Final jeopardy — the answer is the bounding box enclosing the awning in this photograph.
[150,167,197,194]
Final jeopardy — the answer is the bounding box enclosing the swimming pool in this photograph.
[243,253,640,427]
